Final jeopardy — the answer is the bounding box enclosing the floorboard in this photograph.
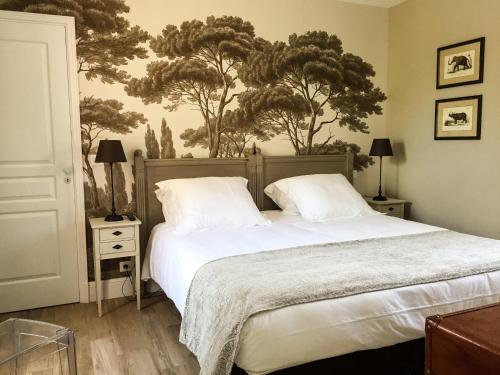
[1,298,425,375]
[0,297,200,375]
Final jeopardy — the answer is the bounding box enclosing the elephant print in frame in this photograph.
[436,37,485,89]
[434,95,482,140]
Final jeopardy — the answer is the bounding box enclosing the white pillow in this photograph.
[272,174,376,221]
[155,188,175,227]
[155,177,269,234]
[264,183,300,215]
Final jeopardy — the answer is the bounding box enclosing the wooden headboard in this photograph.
[134,149,353,254]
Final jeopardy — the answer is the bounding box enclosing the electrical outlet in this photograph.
[119,261,132,272]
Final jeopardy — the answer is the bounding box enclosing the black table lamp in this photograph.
[369,138,393,201]
[95,140,127,221]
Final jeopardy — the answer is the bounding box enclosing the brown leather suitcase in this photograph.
[425,302,500,375]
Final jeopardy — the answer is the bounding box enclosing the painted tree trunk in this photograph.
[83,155,99,208]
[210,82,231,158]
[306,116,317,155]
[209,133,221,158]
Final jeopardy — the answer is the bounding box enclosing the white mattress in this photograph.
[143,212,500,375]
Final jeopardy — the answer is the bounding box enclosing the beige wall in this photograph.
[386,0,500,238]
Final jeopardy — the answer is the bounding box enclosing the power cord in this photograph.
[121,264,165,301]
[121,266,136,302]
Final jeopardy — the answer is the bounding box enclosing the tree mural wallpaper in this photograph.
[0,0,387,277]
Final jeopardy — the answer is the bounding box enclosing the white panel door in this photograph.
[0,11,82,312]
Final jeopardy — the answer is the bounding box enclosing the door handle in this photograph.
[63,167,73,184]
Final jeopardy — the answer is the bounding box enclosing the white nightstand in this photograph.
[89,217,142,317]
[364,197,408,219]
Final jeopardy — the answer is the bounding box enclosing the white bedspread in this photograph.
[143,212,500,374]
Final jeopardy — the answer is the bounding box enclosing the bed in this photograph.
[134,149,500,375]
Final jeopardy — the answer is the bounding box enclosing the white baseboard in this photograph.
[79,281,89,303]
[88,277,134,302]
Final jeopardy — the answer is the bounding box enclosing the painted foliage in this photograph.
[0,0,386,271]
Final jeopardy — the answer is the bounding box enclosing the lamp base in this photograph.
[104,213,123,222]
[372,194,387,201]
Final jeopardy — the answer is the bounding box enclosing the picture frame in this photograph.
[434,95,482,140]
[436,37,485,89]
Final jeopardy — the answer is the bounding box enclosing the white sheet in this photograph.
[143,212,500,374]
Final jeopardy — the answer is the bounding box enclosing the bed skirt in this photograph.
[231,339,425,375]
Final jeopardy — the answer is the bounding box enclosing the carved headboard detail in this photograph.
[134,149,353,255]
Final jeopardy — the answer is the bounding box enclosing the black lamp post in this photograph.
[95,140,127,221]
[369,138,393,201]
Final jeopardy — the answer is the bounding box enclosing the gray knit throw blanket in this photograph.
[180,230,500,375]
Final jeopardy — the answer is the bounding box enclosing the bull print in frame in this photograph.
[434,95,482,140]
[436,37,485,89]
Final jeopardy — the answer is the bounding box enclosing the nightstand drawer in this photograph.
[378,204,402,216]
[364,197,409,219]
[100,226,135,242]
[100,239,136,255]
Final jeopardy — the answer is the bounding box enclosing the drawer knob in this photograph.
[388,207,394,211]
[113,244,123,250]
[112,230,122,236]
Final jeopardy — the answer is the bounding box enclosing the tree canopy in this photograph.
[235,87,307,155]
[126,16,257,157]
[239,31,386,155]
[1,0,149,84]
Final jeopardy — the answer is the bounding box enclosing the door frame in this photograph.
[0,11,89,302]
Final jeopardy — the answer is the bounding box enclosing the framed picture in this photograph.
[436,37,485,89]
[434,95,482,140]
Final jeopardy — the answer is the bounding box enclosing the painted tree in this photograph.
[179,125,229,157]
[307,141,374,172]
[128,182,136,213]
[103,163,128,212]
[126,16,259,157]
[144,124,160,159]
[80,97,147,207]
[160,118,176,159]
[1,0,149,84]
[179,106,278,158]
[222,108,279,157]
[239,31,386,154]
[235,87,308,155]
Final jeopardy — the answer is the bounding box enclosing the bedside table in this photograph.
[89,217,141,317]
[364,197,408,219]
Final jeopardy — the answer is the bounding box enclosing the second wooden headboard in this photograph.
[134,149,353,253]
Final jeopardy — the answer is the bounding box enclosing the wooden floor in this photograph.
[0,297,200,375]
